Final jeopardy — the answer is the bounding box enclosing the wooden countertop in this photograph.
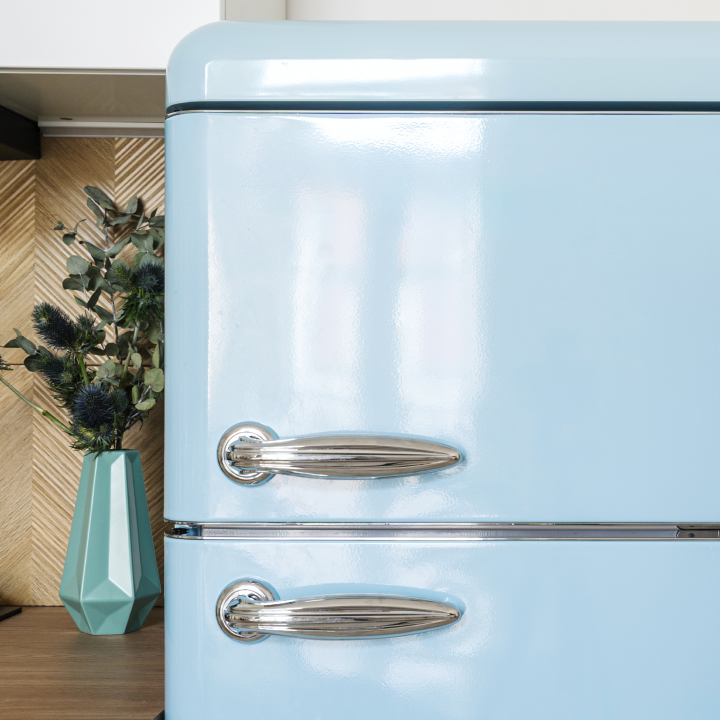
[0,606,164,719]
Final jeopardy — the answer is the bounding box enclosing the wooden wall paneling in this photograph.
[0,160,36,364]
[0,160,35,605]
[0,369,34,606]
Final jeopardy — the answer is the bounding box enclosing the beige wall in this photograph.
[0,138,165,606]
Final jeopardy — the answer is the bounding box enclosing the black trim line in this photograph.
[167,100,720,115]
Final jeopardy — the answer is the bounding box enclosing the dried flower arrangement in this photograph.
[0,185,164,452]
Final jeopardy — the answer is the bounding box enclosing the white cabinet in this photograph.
[0,0,221,71]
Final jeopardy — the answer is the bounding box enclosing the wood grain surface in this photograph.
[0,606,164,719]
[0,137,166,606]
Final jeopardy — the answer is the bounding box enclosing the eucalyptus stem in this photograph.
[103,211,120,344]
[0,374,71,433]
[120,325,140,382]
[78,355,89,386]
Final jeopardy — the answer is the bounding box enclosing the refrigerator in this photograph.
[164,22,720,719]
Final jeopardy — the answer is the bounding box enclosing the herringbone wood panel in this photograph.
[0,137,166,606]
[0,160,35,606]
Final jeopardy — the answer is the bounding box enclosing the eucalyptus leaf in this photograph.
[108,214,132,226]
[87,275,114,294]
[152,344,160,369]
[86,287,102,310]
[125,196,139,215]
[73,219,86,233]
[62,277,85,291]
[83,242,106,264]
[95,358,119,380]
[131,385,140,404]
[87,275,103,292]
[24,354,43,371]
[151,230,165,251]
[135,252,163,268]
[85,264,101,279]
[95,320,108,332]
[12,331,36,356]
[94,305,114,323]
[74,296,88,308]
[135,398,156,412]
[117,331,135,352]
[53,221,65,231]
[148,215,164,228]
[104,343,119,357]
[86,197,105,226]
[67,255,89,275]
[130,233,153,253]
[147,325,163,344]
[135,212,145,231]
[131,352,142,369]
[84,186,115,211]
[105,236,131,258]
[143,367,164,392]
[62,233,76,245]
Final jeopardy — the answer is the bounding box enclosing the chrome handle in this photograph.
[217,422,462,485]
[216,580,461,642]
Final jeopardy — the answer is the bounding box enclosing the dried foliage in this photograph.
[0,186,164,452]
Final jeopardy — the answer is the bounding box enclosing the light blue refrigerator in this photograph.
[164,22,720,719]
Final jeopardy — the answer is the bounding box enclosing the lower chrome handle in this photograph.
[216,580,461,642]
[217,422,462,485]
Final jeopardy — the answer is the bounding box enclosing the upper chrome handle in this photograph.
[217,422,463,485]
[217,580,462,642]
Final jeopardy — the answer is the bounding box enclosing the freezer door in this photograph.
[165,537,720,719]
[166,112,720,522]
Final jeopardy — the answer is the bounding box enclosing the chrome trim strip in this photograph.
[166,522,720,541]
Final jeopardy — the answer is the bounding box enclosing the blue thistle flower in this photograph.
[116,261,164,327]
[134,264,164,293]
[32,303,76,350]
[71,385,116,428]
[35,353,65,384]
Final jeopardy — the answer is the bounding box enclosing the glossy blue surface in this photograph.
[167,22,720,106]
[166,111,720,522]
[165,537,720,719]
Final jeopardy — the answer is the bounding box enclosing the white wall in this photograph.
[0,0,221,70]
[286,0,720,21]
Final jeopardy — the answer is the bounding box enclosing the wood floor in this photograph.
[0,606,164,719]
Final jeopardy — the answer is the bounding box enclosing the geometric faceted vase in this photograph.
[59,450,161,635]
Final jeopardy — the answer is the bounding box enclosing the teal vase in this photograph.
[59,450,161,635]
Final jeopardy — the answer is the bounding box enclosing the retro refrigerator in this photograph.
[164,22,720,719]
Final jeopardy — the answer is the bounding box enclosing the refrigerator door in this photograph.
[166,111,720,522]
[165,536,720,719]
